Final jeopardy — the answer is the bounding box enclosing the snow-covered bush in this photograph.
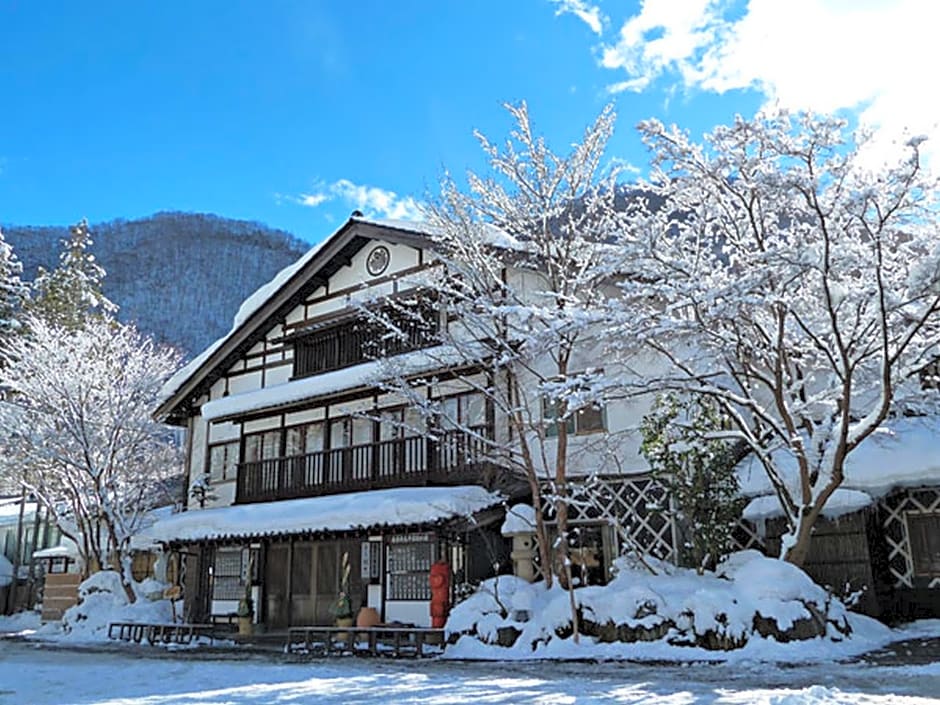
[445,551,861,660]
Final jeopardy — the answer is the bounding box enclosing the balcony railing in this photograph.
[235,426,492,504]
[292,303,440,378]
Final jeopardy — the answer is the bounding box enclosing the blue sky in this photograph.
[0,1,931,244]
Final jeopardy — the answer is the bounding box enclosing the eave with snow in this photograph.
[734,415,940,617]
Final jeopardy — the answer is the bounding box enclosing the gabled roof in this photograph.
[154,216,436,424]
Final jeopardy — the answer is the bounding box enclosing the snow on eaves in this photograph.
[155,231,336,409]
[743,489,874,522]
[156,217,447,412]
[135,485,504,544]
[201,344,482,422]
[737,416,940,517]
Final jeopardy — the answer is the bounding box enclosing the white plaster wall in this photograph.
[228,370,263,395]
[208,422,240,444]
[187,415,207,509]
[367,584,383,611]
[265,365,292,386]
[244,417,282,434]
[284,408,326,426]
[385,601,430,627]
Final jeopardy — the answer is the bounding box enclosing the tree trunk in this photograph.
[781,508,818,567]
[4,487,27,615]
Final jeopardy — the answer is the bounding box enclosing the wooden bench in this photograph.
[286,626,445,658]
[107,621,218,646]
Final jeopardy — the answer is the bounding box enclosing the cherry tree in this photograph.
[0,316,182,599]
[617,112,940,566]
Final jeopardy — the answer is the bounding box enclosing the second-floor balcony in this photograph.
[235,426,492,504]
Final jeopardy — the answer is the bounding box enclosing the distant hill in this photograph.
[2,212,310,357]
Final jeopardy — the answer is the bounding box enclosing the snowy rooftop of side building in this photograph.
[134,485,505,545]
[737,415,940,518]
[0,498,38,525]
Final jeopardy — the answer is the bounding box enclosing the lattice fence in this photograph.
[879,486,940,589]
[543,474,764,566]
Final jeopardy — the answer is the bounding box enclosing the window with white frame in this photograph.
[208,441,239,481]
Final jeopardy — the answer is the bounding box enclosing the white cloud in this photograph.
[299,192,329,207]
[595,0,940,164]
[293,179,424,221]
[552,0,606,35]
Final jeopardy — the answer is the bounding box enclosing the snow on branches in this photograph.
[617,111,940,565]
[0,316,182,597]
[364,103,630,615]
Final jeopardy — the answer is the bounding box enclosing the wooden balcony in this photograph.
[235,426,492,504]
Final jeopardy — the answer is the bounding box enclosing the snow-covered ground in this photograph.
[0,634,938,705]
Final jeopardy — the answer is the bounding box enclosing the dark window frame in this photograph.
[907,512,940,577]
[542,383,607,438]
[207,440,240,481]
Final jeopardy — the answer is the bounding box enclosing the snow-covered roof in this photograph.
[32,542,80,560]
[154,216,440,420]
[0,498,37,525]
[201,344,481,421]
[737,416,940,517]
[135,485,505,544]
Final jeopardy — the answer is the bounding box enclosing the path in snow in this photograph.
[0,638,938,705]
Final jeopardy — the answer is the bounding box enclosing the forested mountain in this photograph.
[2,212,310,357]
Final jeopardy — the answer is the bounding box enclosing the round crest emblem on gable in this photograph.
[366,245,390,276]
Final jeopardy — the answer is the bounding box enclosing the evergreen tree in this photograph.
[640,394,745,574]
[0,227,28,360]
[28,219,116,328]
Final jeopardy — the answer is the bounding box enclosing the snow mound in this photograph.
[59,571,173,642]
[444,551,885,662]
[0,610,40,635]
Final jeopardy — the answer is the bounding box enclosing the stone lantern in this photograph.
[501,503,537,582]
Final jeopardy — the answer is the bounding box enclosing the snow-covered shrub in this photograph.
[444,551,860,660]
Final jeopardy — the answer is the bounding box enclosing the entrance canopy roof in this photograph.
[134,485,505,546]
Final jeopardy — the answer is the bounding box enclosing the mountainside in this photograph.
[2,212,310,357]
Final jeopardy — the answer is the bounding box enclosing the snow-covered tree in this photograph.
[28,218,116,329]
[0,315,182,600]
[617,111,940,566]
[0,227,27,360]
[366,102,630,616]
